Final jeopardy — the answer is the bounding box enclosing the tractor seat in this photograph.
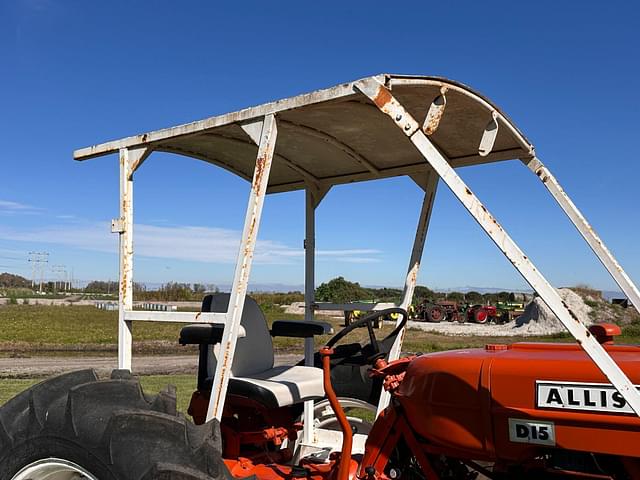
[181,293,332,409]
[203,365,324,409]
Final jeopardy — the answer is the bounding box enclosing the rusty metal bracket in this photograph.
[355,78,640,417]
[423,87,448,135]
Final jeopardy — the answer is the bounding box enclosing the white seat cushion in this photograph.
[232,365,324,407]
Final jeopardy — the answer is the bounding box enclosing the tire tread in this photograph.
[0,369,225,480]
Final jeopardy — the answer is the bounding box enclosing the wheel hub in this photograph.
[11,458,99,480]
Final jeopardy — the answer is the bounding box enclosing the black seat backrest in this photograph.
[202,293,274,377]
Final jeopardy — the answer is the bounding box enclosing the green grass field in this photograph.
[2,303,640,413]
[2,304,640,354]
[0,304,308,353]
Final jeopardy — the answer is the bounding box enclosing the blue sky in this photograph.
[0,1,638,292]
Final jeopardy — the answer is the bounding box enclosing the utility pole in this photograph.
[28,252,49,293]
[51,265,67,293]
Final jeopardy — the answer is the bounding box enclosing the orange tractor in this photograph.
[3,75,640,479]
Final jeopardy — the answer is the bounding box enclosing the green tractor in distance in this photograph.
[343,300,400,328]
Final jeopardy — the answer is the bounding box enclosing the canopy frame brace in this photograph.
[522,156,640,310]
[354,77,640,416]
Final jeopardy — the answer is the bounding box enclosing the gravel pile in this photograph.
[514,288,593,335]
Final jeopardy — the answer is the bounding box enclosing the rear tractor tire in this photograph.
[0,369,228,480]
[426,305,445,323]
[473,308,489,324]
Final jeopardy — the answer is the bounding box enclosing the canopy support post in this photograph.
[523,156,640,309]
[355,78,640,417]
[303,187,317,444]
[116,148,134,371]
[206,114,278,422]
[114,146,149,371]
[377,172,438,415]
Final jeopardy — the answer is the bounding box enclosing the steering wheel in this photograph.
[325,307,408,363]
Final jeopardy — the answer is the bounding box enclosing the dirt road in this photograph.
[0,354,302,379]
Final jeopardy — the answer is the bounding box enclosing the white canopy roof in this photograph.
[74,74,534,193]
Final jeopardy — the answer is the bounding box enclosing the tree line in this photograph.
[22,275,529,305]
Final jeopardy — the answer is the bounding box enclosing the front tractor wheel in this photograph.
[0,369,227,480]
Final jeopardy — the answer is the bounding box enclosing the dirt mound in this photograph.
[515,288,593,334]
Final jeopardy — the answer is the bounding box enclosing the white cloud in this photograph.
[0,199,41,216]
[0,221,382,265]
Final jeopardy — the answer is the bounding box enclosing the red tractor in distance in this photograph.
[466,304,500,324]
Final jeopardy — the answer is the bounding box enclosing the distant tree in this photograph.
[368,287,403,303]
[466,291,483,303]
[413,285,436,303]
[483,293,498,304]
[85,280,119,294]
[445,291,465,302]
[315,277,370,303]
[497,291,510,302]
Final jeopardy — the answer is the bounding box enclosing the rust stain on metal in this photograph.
[562,300,580,322]
[423,93,447,136]
[213,343,232,413]
[424,109,444,135]
[253,155,267,194]
[372,86,392,109]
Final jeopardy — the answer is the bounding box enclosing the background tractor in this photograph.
[466,304,499,324]
[412,300,447,323]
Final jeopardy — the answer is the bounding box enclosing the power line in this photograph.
[51,264,68,292]
[28,252,49,293]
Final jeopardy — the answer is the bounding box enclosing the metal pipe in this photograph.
[355,78,640,417]
[377,175,438,415]
[320,347,352,480]
[303,187,316,444]
[205,114,278,422]
[118,148,134,371]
